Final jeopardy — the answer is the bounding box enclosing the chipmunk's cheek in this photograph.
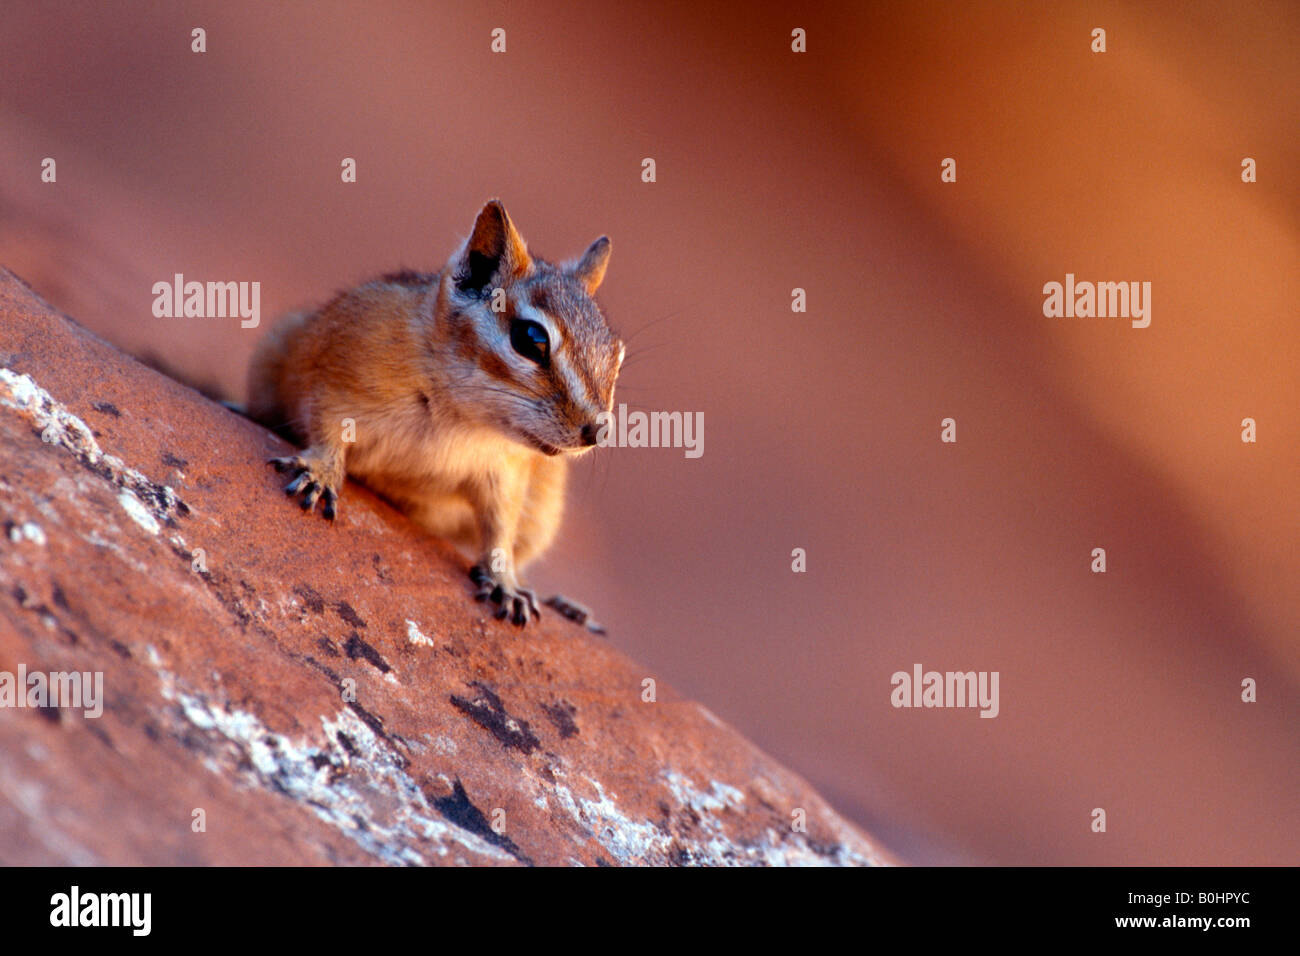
[531,435,562,456]
[517,427,561,456]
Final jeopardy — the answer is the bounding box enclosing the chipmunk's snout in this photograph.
[579,422,600,447]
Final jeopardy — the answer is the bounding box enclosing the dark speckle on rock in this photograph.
[343,632,390,673]
[450,682,541,755]
[91,401,122,417]
[306,750,332,771]
[294,585,325,614]
[302,656,340,684]
[541,700,579,739]
[429,778,533,866]
[161,451,188,469]
[335,601,366,629]
[808,839,842,860]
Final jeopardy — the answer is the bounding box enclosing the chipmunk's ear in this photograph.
[458,199,531,292]
[570,236,611,295]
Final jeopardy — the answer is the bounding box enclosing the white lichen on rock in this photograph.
[405,620,435,646]
[150,654,514,866]
[7,521,46,545]
[0,368,186,528]
[117,490,160,535]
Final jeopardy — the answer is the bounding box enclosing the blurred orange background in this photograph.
[1,0,1296,864]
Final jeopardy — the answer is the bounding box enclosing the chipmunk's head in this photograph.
[438,199,624,457]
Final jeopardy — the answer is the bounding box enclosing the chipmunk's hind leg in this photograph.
[543,594,607,636]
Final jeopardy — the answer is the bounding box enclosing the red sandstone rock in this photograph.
[0,268,889,866]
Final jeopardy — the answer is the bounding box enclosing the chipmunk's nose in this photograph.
[579,423,600,446]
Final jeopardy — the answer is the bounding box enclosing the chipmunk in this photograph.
[247,199,623,632]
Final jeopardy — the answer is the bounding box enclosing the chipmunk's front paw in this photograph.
[469,564,541,628]
[270,456,340,520]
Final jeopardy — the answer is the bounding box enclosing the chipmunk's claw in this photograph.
[544,594,607,635]
[516,587,541,622]
[468,565,541,628]
[269,456,339,520]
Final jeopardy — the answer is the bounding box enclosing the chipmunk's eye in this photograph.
[510,319,550,366]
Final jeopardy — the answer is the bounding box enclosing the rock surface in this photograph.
[0,269,888,866]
